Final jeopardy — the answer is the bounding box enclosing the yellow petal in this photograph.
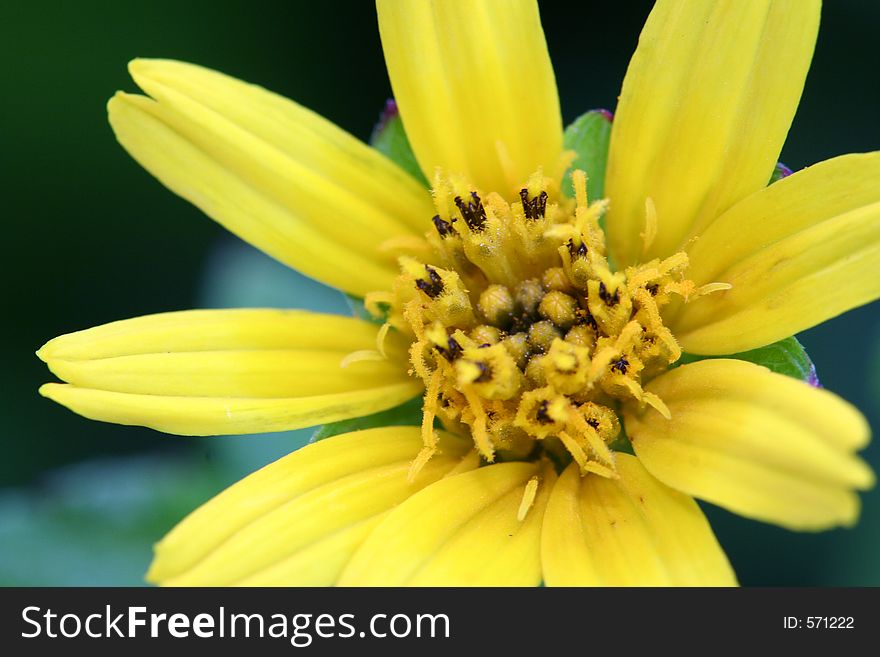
[625,360,874,531]
[542,458,735,586]
[43,351,404,397]
[377,0,562,195]
[38,309,421,435]
[338,462,550,586]
[146,427,472,585]
[672,153,880,354]
[39,382,421,436]
[38,308,380,359]
[605,0,820,265]
[110,59,435,297]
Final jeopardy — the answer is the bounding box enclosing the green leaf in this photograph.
[370,99,429,188]
[678,336,819,385]
[310,396,425,442]
[768,161,793,185]
[562,109,613,201]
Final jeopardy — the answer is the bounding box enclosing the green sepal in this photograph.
[609,406,636,455]
[345,293,388,325]
[370,99,429,188]
[678,336,819,385]
[562,109,613,201]
[310,396,425,443]
[609,432,635,456]
[768,161,793,185]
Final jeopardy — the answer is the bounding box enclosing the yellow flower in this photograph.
[37,0,878,586]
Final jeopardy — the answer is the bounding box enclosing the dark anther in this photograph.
[473,361,492,383]
[437,336,462,361]
[479,343,491,348]
[520,189,549,220]
[575,308,599,331]
[432,214,457,238]
[415,265,444,298]
[610,356,629,375]
[440,395,451,408]
[566,238,588,258]
[536,400,552,424]
[586,418,600,429]
[454,191,487,231]
[598,282,620,306]
[646,283,659,296]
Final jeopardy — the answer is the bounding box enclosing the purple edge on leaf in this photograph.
[372,98,399,140]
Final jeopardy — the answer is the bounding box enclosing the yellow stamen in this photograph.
[693,281,733,298]
[643,391,672,420]
[421,368,443,450]
[462,388,495,461]
[339,349,384,368]
[517,475,540,521]
[375,322,391,358]
[580,461,619,479]
[557,431,590,471]
[407,445,437,483]
[568,407,615,465]
[574,169,589,205]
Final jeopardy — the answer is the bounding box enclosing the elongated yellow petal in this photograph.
[671,153,880,354]
[377,0,562,195]
[542,458,735,586]
[605,0,820,265]
[38,381,421,436]
[146,427,471,585]
[44,351,404,398]
[38,308,380,359]
[38,309,421,435]
[110,59,435,297]
[338,461,549,586]
[625,360,874,531]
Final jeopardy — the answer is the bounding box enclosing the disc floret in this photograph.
[368,169,727,479]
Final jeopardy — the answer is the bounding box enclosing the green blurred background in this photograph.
[1,0,878,585]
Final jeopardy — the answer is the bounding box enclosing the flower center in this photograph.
[366,169,727,480]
